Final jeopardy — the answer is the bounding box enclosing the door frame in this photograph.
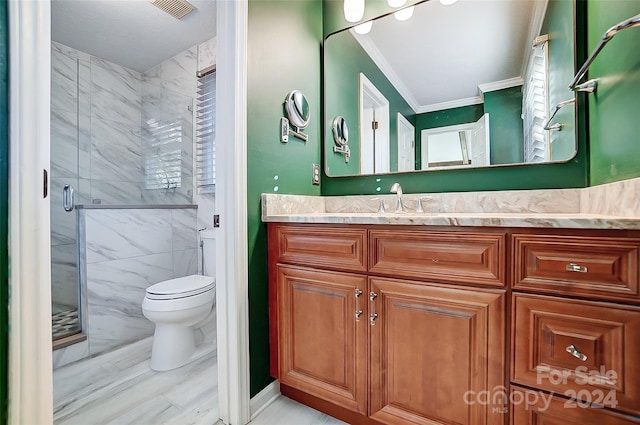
[396,112,415,172]
[359,73,389,174]
[8,1,53,423]
[7,1,251,424]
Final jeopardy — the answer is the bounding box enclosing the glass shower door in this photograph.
[50,43,82,341]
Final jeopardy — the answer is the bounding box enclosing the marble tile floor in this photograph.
[53,337,218,425]
[54,336,345,425]
[242,396,348,425]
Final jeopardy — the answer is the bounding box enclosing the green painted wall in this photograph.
[0,1,7,422]
[247,0,323,397]
[484,87,525,165]
[543,0,578,162]
[587,0,640,184]
[321,0,588,195]
[324,30,414,175]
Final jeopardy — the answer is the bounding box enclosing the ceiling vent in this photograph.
[149,0,197,20]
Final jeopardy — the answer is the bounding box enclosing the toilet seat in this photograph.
[146,275,215,300]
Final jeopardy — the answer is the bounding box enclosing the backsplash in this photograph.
[264,176,640,218]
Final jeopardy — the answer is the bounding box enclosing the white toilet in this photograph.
[142,229,217,371]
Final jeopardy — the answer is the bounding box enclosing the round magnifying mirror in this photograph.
[284,90,310,129]
[332,116,349,147]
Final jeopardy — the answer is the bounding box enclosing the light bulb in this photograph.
[394,5,414,21]
[440,0,458,5]
[387,0,407,7]
[344,0,365,23]
[354,21,373,34]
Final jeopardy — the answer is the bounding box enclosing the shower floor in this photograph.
[53,337,218,425]
[52,308,80,339]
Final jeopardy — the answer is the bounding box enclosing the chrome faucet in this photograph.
[390,183,404,213]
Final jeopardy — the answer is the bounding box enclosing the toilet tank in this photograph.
[200,228,217,277]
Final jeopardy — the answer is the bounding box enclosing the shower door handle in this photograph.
[63,184,75,212]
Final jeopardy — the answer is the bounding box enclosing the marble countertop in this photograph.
[261,177,640,230]
[262,211,640,229]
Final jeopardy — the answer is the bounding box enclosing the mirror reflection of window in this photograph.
[523,34,549,163]
[420,114,490,170]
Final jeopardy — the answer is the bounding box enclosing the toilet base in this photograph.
[149,324,196,371]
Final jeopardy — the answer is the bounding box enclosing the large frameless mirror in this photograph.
[324,0,577,177]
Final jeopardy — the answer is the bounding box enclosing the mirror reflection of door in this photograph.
[360,73,389,174]
[421,113,490,169]
[397,113,415,172]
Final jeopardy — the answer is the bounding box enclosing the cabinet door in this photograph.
[369,277,506,425]
[275,265,368,414]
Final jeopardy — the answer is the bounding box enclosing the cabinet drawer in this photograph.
[269,224,367,272]
[369,229,505,287]
[513,234,640,302]
[512,294,640,415]
[510,386,640,424]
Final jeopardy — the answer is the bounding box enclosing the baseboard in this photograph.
[250,380,281,420]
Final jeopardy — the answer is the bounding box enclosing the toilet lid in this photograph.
[146,275,215,300]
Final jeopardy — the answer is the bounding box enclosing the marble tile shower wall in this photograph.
[50,39,207,311]
[51,40,197,206]
[80,207,198,356]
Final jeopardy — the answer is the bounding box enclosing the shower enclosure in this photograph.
[50,41,196,344]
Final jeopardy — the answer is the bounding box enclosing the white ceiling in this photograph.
[52,0,217,73]
[352,0,547,113]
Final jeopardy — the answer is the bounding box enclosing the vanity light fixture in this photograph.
[394,5,414,21]
[440,0,458,5]
[344,0,365,22]
[387,0,407,7]
[354,20,373,34]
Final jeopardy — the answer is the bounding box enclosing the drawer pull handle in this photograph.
[566,263,588,273]
[370,313,378,325]
[370,292,378,301]
[566,344,588,361]
[355,289,363,321]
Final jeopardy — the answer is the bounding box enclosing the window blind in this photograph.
[196,70,216,193]
[523,36,549,163]
[143,118,184,190]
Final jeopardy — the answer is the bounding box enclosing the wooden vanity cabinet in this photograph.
[270,224,640,424]
[269,223,507,425]
[510,230,640,423]
[369,277,505,425]
[273,265,368,414]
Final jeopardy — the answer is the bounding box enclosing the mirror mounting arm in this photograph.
[280,117,308,143]
[334,145,350,163]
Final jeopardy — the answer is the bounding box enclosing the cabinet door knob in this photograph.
[370,313,378,325]
[354,289,363,298]
[566,263,588,273]
[355,310,363,320]
[370,292,378,301]
[566,344,587,361]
